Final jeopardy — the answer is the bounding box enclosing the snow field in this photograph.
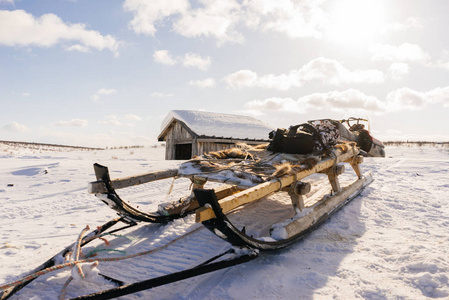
[0,144,448,299]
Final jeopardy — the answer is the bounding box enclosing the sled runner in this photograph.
[1,118,379,299]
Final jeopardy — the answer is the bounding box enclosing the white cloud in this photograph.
[385,88,426,111]
[153,50,177,66]
[257,72,300,91]
[97,88,117,95]
[91,88,117,102]
[1,121,29,132]
[182,53,211,70]
[248,0,326,39]
[388,63,409,80]
[99,114,142,127]
[22,92,31,97]
[0,10,121,56]
[434,60,449,70]
[385,86,449,111]
[189,78,216,87]
[433,50,449,70]
[369,43,430,63]
[123,0,189,36]
[125,114,142,121]
[225,57,384,90]
[389,17,423,32]
[422,87,449,108]
[153,50,211,70]
[124,0,244,44]
[172,0,244,44]
[245,97,307,113]
[224,69,258,89]
[281,86,449,113]
[54,119,88,127]
[100,117,121,126]
[65,44,90,53]
[124,0,327,44]
[151,92,174,97]
[302,89,386,112]
[299,57,384,85]
[245,89,387,114]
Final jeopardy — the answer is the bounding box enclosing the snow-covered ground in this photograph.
[1,143,448,299]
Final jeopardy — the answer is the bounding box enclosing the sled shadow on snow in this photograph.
[175,187,370,300]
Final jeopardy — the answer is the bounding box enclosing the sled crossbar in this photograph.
[196,146,359,222]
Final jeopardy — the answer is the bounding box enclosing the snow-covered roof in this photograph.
[159,110,275,141]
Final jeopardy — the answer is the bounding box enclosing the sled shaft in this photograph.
[89,168,178,194]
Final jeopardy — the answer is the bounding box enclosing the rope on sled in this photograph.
[0,224,204,299]
[59,225,97,300]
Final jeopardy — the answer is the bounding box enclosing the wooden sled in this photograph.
[88,143,373,250]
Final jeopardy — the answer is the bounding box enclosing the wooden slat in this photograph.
[159,184,241,217]
[196,147,359,222]
[350,155,364,178]
[191,175,255,190]
[88,169,178,194]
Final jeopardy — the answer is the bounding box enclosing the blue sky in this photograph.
[1,0,449,147]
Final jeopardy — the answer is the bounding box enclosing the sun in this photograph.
[326,0,388,45]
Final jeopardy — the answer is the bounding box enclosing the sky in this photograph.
[1,0,449,147]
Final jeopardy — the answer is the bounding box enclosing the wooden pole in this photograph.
[88,169,179,194]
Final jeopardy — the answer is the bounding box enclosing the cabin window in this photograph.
[175,143,192,160]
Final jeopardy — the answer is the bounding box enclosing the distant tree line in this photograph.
[383,141,449,147]
[106,145,144,150]
[106,144,166,150]
[0,140,103,151]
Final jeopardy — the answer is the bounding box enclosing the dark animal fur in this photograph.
[205,148,254,160]
[271,156,319,178]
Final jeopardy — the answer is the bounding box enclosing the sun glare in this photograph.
[327,0,387,45]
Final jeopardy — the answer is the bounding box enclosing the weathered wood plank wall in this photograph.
[165,122,194,159]
[196,142,234,156]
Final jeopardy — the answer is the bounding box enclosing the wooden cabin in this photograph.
[158,110,274,160]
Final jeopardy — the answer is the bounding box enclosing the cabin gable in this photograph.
[161,120,197,160]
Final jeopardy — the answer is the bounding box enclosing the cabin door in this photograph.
[175,143,192,160]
